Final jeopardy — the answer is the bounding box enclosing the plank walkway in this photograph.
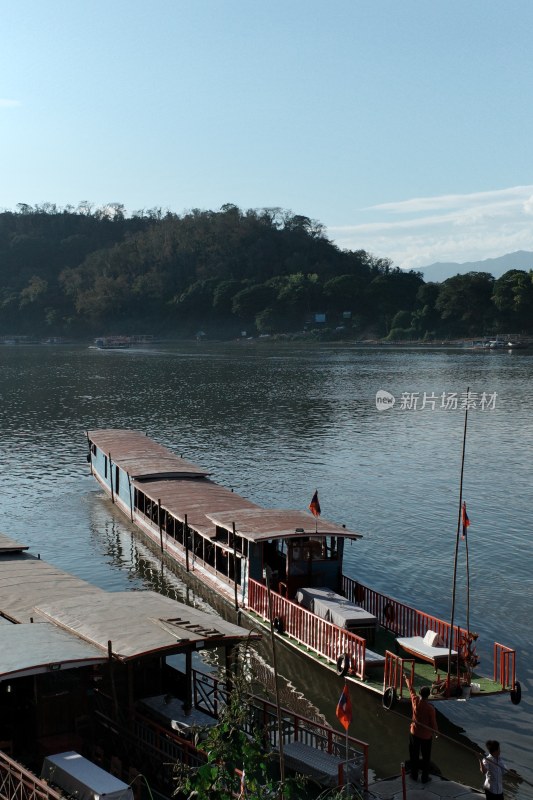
[367,774,483,800]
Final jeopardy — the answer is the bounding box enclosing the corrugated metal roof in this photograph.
[205,509,362,542]
[88,429,209,479]
[0,532,29,553]
[36,591,258,660]
[0,622,106,679]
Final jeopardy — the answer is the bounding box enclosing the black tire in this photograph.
[382,686,397,709]
[336,653,351,677]
[273,617,284,634]
[510,681,521,705]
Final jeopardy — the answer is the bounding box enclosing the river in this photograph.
[1,341,531,797]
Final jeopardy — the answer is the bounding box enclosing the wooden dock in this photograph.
[367,774,483,800]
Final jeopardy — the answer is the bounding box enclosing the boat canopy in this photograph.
[87,429,210,480]
[0,622,106,680]
[206,508,362,543]
[35,591,258,660]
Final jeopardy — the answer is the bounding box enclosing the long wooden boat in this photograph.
[86,429,520,707]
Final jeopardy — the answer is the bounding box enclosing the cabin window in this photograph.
[104,456,108,479]
[91,443,97,455]
[115,466,120,493]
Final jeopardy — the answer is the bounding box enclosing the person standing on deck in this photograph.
[480,740,505,800]
[404,675,438,783]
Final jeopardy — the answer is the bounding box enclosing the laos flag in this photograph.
[336,684,352,730]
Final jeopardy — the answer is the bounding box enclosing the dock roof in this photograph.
[0,532,29,553]
[0,623,106,680]
[87,429,209,479]
[0,549,258,663]
[36,590,258,660]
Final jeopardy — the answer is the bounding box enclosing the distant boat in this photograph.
[94,336,131,349]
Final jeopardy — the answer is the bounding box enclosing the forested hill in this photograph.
[1,203,532,340]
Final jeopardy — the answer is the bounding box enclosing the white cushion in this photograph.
[423,630,442,647]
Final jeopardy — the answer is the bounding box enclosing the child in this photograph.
[480,740,505,800]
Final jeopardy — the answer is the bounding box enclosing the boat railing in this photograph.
[342,576,466,648]
[0,749,64,800]
[190,666,368,789]
[383,652,416,699]
[247,578,368,679]
[494,643,516,690]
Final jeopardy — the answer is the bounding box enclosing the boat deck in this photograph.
[367,773,482,800]
[248,613,506,702]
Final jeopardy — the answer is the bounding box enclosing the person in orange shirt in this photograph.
[404,675,438,783]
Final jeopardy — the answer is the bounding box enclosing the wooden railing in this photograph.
[247,579,369,679]
[0,750,63,800]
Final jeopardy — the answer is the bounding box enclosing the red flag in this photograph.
[336,684,352,730]
[461,501,470,539]
[309,490,321,518]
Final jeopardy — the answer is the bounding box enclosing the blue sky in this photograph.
[2,0,533,268]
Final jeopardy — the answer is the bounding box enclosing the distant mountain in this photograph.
[416,250,533,282]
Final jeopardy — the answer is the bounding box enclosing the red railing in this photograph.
[494,643,516,690]
[342,575,467,649]
[191,667,369,789]
[247,579,368,679]
[0,750,63,800]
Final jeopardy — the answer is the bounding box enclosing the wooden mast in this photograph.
[447,388,469,691]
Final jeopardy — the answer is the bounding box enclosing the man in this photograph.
[480,740,505,800]
[404,675,438,783]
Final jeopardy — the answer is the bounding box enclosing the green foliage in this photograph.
[172,674,306,800]
[0,203,532,339]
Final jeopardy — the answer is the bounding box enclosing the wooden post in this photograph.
[127,473,134,522]
[265,566,285,795]
[109,453,114,503]
[108,640,119,719]
[185,514,190,572]
[184,649,193,712]
[448,389,469,688]
[233,521,239,611]
[158,499,163,553]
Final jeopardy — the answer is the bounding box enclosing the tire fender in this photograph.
[336,653,351,677]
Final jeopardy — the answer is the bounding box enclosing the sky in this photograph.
[2,0,533,269]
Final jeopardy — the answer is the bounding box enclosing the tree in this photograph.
[231,284,277,320]
[173,672,305,800]
[492,270,533,331]
[435,272,495,335]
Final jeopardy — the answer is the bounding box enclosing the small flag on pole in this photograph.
[461,501,470,539]
[309,490,321,517]
[336,683,352,730]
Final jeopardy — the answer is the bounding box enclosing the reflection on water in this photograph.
[0,343,532,797]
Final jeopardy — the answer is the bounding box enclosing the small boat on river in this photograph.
[87,429,520,708]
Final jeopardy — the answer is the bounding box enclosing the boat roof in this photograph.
[132,477,258,538]
[205,509,362,542]
[87,430,362,541]
[35,590,257,660]
[87,429,210,479]
[0,623,106,680]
